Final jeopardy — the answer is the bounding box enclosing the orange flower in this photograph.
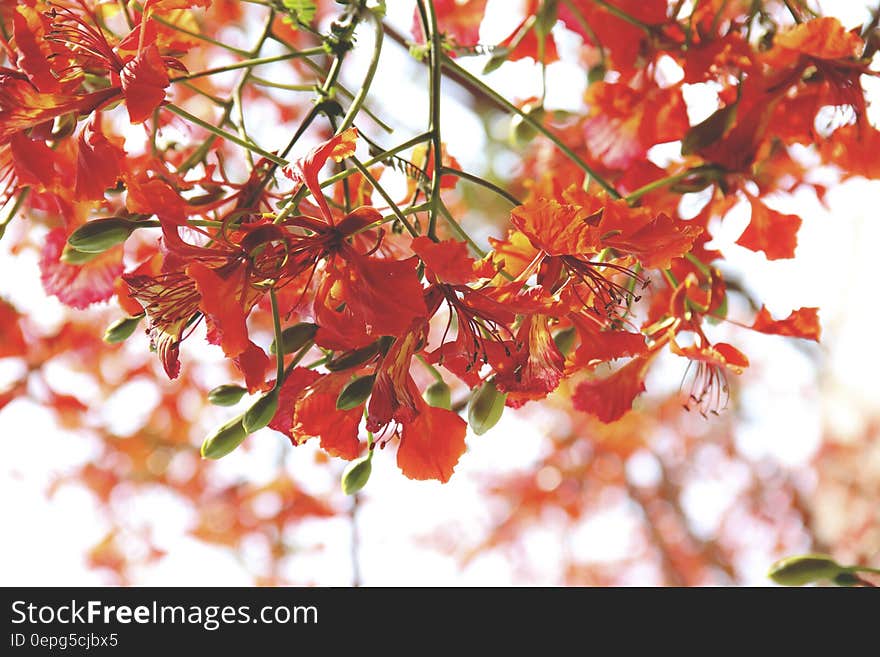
[736,193,802,260]
[397,396,467,483]
[269,368,363,461]
[671,337,749,416]
[573,355,653,423]
[750,306,820,342]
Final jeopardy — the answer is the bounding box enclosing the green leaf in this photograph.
[552,327,576,357]
[281,0,317,26]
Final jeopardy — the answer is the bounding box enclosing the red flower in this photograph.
[366,322,425,433]
[74,118,126,201]
[0,74,117,145]
[284,130,428,347]
[411,0,487,48]
[736,193,802,260]
[494,314,565,406]
[123,266,201,379]
[670,337,749,416]
[44,3,182,124]
[397,397,467,483]
[270,368,363,461]
[750,306,821,342]
[573,355,653,423]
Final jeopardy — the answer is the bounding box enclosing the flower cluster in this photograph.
[5,0,866,489]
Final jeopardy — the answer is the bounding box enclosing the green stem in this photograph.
[0,187,30,242]
[684,253,712,277]
[440,54,621,198]
[440,166,521,206]
[177,81,230,106]
[175,102,233,174]
[170,49,326,83]
[436,201,486,259]
[275,132,433,221]
[562,0,606,65]
[350,202,433,236]
[282,341,316,378]
[590,0,655,33]
[152,14,251,56]
[418,0,444,239]
[337,10,384,133]
[623,170,691,203]
[137,219,225,228]
[250,76,316,92]
[782,0,803,23]
[259,104,328,212]
[350,157,419,237]
[269,289,285,387]
[267,34,394,133]
[850,565,880,576]
[416,355,444,382]
[233,10,277,171]
[303,355,330,370]
[166,104,288,166]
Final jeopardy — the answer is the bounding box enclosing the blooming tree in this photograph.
[1,0,878,585]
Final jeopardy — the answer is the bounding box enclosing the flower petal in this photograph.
[398,399,467,483]
[120,44,170,124]
[573,356,651,423]
[40,228,122,310]
[750,306,820,342]
[737,195,801,260]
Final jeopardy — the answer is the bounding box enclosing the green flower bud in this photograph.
[208,384,248,407]
[341,453,372,495]
[534,0,559,37]
[553,326,577,357]
[103,315,143,344]
[67,217,136,254]
[336,374,375,411]
[468,379,507,436]
[269,322,317,356]
[833,572,861,587]
[509,103,546,147]
[60,243,100,265]
[482,46,511,74]
[767,555,846,586]
[201,415,248,459]
[51,113,78,141]
[326,342,381,372]
[681,103,738,156]
[242,389,279,434]
[423,380,452,410]
[587,64,607,85]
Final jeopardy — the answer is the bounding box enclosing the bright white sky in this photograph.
[0,0,878,586]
